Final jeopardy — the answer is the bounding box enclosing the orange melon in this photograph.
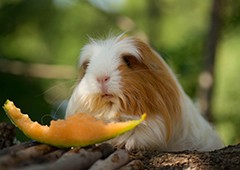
[3,100,146,148]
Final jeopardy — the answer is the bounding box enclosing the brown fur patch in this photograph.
[118,38,181,141]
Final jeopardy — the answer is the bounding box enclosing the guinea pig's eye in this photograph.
[122,55,138,68]
[82,60,89,70]
[123,56,131,67]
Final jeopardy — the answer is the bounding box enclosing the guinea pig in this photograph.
[65,34,224,151]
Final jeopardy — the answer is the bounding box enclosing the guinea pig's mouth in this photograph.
[101,93,114,98]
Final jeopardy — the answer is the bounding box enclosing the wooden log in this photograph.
[1,141,240,169]
[128,144,240,169]
[17,149,67,167]
[15,143,114,170]
[0,143,56,169]
[119,160,144,170]
[89,149,129,170]
[0,141,38,156]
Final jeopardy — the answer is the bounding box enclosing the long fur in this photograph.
[66,35,224,151]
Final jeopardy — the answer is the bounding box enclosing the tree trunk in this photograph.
[198,0,224,121]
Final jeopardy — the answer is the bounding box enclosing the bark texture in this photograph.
[0,141,239,170]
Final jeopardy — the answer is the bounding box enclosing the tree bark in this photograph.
[198,0,224,121]
[128,144,240,169]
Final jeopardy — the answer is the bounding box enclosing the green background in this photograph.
[0,0,239,145]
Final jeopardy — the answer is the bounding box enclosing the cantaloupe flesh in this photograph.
[3,100,146,148]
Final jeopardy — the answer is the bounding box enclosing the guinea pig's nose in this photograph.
[97,76,110,84]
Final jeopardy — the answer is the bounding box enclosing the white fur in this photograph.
[66,35,224,151]
[167,94,224,151]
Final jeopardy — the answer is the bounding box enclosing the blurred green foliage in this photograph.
[0,0,239,145]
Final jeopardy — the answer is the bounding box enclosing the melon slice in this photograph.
[3,100,146,148]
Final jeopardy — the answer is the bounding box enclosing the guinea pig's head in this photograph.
[66,35,182,137]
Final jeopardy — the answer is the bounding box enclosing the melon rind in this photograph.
[2,100,146,148]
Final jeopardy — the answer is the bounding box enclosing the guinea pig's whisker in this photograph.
[39,79,77,96]
[51,100,68,120]
[36,79,78,108]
